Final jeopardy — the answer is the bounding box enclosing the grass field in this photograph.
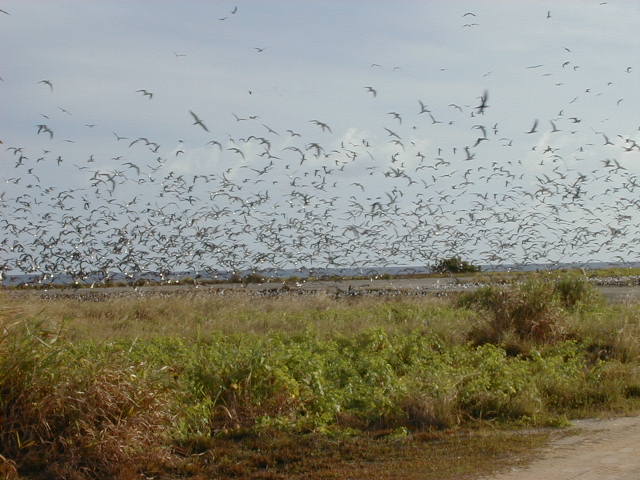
[2,274,640,479]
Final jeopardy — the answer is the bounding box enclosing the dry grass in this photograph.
[0,318,179,479]
[3,292,475,341]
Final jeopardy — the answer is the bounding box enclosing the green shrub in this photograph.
[432,256,481,274]
[552,274,600,310]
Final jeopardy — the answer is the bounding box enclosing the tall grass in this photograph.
[0,316,177,479]
[1,276,640,478]
[457,274,606,349]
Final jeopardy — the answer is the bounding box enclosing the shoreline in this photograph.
[5,274,640,303]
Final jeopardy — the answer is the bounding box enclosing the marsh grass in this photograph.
[2,276,640,479]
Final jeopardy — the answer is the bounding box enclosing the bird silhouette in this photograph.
[189,110,209,132]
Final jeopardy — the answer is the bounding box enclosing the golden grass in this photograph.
[2,292,476,341]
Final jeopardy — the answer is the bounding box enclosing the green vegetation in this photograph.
[432,256,482,274]
[2,275,640,479]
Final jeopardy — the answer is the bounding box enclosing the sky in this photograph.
[2,1,640,276]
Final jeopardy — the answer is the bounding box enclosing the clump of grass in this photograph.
[565,304,640,363]
[552,274,602,311]
[458,274,601,349]
[0,318,178,479]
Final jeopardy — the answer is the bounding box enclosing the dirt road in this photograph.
[487,416,640,480]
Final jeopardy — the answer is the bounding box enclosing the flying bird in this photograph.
[38,80,53,91]
[35,124,54,139]
[310,120,332,133]
[364,86,377,97]
[262,123,279,135]
[136,89,153,99]
[189,110,209,132]
[207,139,223,150]
[526,119,539,134]
[475,90,489,115]
[388,112,402,124]
[228,147,245,159]
[384,127,401,139]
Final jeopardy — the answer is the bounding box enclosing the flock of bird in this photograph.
[2,3,640,284]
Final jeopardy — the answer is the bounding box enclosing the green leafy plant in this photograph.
[432,256,481,274]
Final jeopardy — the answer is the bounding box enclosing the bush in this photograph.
[432,256,481,274]
[552,274,600,310]
[243,272,267,284]
[458,275,602,348]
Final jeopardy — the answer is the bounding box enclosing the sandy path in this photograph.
[487,416,640,480]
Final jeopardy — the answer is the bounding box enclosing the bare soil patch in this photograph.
[487,416,640,480]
